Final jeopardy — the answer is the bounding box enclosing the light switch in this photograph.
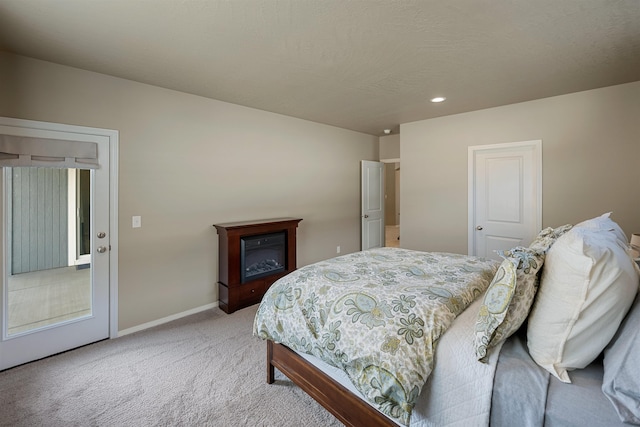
[132,215,142,228]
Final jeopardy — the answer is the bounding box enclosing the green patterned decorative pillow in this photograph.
[474,257,518,361]
[475,247,546,362]
[528,224,573,254]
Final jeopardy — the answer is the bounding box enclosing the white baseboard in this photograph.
[117,301,219,337]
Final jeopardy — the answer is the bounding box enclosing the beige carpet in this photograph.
[0,305,342,427]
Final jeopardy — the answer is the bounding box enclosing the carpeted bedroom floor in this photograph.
[0,305,342,427]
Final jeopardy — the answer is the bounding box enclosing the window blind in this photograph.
[0,135,98,169]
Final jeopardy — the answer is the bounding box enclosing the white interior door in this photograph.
[0,118,118,371]
[468,140,541,260]
[361,160,384,250]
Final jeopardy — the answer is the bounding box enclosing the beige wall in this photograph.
[0,53,378,330]
[379,134,400,160]
[401,81,640,254]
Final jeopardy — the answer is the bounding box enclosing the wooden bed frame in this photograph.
[266,340,396,427]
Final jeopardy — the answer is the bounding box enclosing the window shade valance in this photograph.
[0,134,99,169]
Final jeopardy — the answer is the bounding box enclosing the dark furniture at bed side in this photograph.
[267,340,396,427]
[214,218,301,313]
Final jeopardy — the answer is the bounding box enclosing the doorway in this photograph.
[384,161,400,248]
[360,159,401,250]
[0,117,118,370]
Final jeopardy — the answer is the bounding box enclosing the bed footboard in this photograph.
[266,340,396,427]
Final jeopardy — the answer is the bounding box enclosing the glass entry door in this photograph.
[0,120,114,371]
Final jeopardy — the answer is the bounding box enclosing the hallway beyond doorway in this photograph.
[385,225,399,248]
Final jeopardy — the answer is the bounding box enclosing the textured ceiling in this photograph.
[0,0,639,135]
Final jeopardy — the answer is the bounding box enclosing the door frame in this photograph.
[0,116,119,339]
[467,140,542,256]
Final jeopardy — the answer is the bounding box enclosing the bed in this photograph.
[253,213,640,426]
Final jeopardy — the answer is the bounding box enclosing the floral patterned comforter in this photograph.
[253,247,498,426]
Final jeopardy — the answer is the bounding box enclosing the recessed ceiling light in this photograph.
[383,129,392,134]
[430,97,446,103]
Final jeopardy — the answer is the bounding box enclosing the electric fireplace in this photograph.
[240,231,286,283]
[213,218,302,313]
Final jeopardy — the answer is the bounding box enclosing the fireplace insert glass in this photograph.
[240,231,287,283]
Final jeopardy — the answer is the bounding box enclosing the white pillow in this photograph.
[527,227,639,383]
[575,212,628,245]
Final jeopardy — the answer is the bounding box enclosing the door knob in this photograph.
[97,231,106,239]
[476,226,483,231]
[97,246,107,253]
[364,214,369,218]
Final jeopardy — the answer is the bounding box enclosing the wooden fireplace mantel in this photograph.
[213,218,302,314]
